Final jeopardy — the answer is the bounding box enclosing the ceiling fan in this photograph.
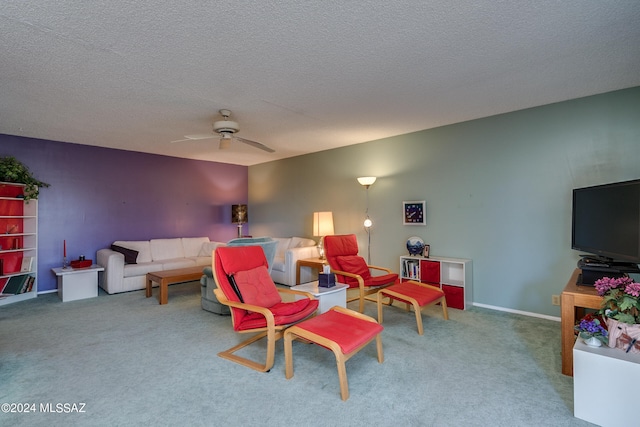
[172,109,275,153]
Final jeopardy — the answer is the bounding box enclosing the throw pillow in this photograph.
[111,244,138,264]
[232,265,281,307]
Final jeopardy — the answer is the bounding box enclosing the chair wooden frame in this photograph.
[330,265,395,313]
[213,286,316,373]
[377,281,449,335]
[284,306,384,401]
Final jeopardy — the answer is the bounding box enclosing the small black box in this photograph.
[318,273,336,288]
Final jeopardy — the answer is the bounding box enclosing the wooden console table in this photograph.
[296,257,328,285]
[560,268,602,376]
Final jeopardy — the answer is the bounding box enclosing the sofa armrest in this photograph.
[97,248,125,294]
[283,245,319,286]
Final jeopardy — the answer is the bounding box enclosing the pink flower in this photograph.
[625,282,640,298]
[594,276,635,296]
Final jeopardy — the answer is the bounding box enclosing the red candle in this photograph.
[64,240,66,257]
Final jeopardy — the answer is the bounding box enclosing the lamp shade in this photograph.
[357,176,377,187]
[313,212,335,236]
[231,204,248,224]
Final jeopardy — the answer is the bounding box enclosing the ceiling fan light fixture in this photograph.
[219,133,232,149]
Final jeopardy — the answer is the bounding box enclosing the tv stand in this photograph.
[561,269,602,376]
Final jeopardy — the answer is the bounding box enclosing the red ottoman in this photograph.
[377,280,448,335]
[284,306,384,401]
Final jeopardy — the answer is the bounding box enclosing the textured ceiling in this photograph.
[2,1,639,166]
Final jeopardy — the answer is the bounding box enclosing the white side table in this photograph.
[51,264,104,302]
[291,281,348,313]
[574,339,640,426]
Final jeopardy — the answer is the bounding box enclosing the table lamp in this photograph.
[231,204,248,238]
[313,211,334,259]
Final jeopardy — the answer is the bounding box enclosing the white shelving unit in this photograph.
[400,255,472,310]
[0,182,38,306]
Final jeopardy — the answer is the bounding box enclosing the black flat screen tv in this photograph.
[572,179,640,265]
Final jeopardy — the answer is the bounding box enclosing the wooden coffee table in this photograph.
[146,265,205,305]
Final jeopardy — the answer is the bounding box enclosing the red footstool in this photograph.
[377,280,448,335]
[284,306,384,401]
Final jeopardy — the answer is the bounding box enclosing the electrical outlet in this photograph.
[552,295,560,306]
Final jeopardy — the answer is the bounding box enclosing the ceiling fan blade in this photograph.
[235,136,275,153]
[170,134,214,143]
[184,134,215,140]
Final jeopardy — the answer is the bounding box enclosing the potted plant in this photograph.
[0,156,50,200]
[575,312,608,347]
[595,276,640,353]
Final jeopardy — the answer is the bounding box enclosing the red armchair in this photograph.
[212,245,319,372]
[324,234,398,313]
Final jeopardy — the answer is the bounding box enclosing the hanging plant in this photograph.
[0,156,50,200]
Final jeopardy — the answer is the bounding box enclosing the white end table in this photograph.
[52,264,104,302]
[574,339,640,426]
[291,281,348,313]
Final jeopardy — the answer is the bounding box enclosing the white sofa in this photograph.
[97,237,225,294]
[270,237,318,286]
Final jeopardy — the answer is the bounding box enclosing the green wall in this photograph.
[249,87,640,317]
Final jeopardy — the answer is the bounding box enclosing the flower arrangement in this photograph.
[595,276,640,324]
[575,313,608,344]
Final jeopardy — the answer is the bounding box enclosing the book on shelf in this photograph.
[402,258,420,279]
[21,256,33,272]
[1,274,29,294]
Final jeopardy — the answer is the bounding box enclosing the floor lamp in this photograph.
[357,177,376,264]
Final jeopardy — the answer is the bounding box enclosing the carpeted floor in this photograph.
[0,282,593,426]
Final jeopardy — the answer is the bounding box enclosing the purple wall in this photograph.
[1,134,248,292]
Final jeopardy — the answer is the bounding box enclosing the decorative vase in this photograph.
[583,336,602,347]
[606,318,640,353]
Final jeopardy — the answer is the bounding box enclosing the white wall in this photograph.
[249,87,640,317]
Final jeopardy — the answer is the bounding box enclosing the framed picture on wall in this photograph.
[403,201,426,225]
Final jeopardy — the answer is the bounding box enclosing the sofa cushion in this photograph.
[198,241,226,257]
[113,240,152,263]
[182,237,210,258]
[161,258,197,270]
[123,262,162,278]
[189,256,213,267]
[111,244,138,264]
[274,238,291,259]
[289,237,316,248]
[150,238,184,261]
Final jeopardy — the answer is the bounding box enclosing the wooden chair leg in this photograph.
[335,353,349,401]
[377,292,383,324]
[217,329,281,373]
[375,334,384,363]
[412,299,424,335]
[440,296,449,320]
[284,330,294,379]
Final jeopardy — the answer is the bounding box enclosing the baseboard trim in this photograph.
[473,302,560,322]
